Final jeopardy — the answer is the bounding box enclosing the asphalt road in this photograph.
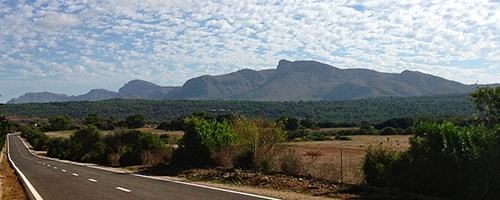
[7,134,276,200]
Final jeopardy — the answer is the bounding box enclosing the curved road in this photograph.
[7,134,277,200]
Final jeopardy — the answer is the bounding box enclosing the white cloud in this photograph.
[0,0,499,101]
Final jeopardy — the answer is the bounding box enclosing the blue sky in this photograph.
[0,0,499,102]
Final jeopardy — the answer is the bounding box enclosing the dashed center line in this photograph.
[47,164,51,167]
[61,169,67,172]
[88,179,98,183]
[115,187,131,193]
[53,167,57,169]
[72,173,79,177]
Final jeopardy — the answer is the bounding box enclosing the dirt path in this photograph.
[0,144,27,200]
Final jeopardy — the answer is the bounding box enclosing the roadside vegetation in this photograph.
[363,87,500,199]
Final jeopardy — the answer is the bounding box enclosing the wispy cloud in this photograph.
[0,0,499,100]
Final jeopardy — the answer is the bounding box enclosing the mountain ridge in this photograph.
[6,60,496,104]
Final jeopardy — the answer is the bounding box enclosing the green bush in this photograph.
[232,117,286,171]
[46,115,71,131]
[334,135,351,141]
[104,130,167,166]
[0,115,9,147]
[21,127,50,151]
[124,114,145,129]
[84,114,116,130]
[172,116,236,167]
[66,126,106,163]
[362,147,401,186]
[380,127,397,135]
[363,122,500,199]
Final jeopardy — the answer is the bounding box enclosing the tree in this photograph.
[0,115,9,146]
[84,114,116,130]
[300,119,317,129]
[470,87,500,125]
[84,113,101,125]
[277,116,299,131]
[48,115,71,131]
[172,116,237,167]
[0,115,8,135]
[125,114,145,129]
[67,126,105,163]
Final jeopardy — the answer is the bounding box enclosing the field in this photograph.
[45,128,184,139]
[286,135,411,183]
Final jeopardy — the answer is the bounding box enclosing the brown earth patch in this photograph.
[0,145,27,200]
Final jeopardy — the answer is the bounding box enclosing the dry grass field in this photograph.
[286,135,411,184]
[45,128,184,139]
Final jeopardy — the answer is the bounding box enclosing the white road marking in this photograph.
[88,179,98,183]
[47,164,51,167]
[61,169,67,172]
[53,167,57,169]
[132,174,281,200]
[72,173,79,177]
[115,187,131,193]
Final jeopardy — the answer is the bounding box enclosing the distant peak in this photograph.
[278,59,292,66]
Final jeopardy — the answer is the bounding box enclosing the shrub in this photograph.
[362,147,401,186]
[232,117,286,171]
[380,127,397,135]
[157,119,184,131]
[84,114,116,130]
[104,130,167,166]
[47,137,70,158]
[21,127,50,151]
[125,114,145,129]
[172,116,236,167]
[47,115,71,131]
[334,135,351,141]
[280,148,303,176]
[67,126,106,163]
[363,122,500,199]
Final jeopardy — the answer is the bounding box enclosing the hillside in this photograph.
[7,60,485,103]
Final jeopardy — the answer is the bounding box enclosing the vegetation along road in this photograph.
[6,134,277,200]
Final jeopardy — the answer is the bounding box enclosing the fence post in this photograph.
[340,148,343,183]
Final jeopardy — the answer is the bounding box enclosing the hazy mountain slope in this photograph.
[169,60,474,101]
[7,92,71,104]
[168,69,275,99]
[73,89,118,101]
[7,59,488,104]
[118,80,179,99]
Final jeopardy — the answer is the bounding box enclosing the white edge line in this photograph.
[16,134,279,200]
[7,134,44,200]
[88,179,97,183]
[115,187,131,192]
[132,174,280,200]
[72,173,79,177]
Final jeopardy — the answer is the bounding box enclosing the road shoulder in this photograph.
[0,142,27,200]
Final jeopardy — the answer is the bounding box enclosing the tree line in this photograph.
[0,94,474,124]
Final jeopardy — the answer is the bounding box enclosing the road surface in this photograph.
[7,134,276,200]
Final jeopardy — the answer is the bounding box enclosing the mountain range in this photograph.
[7,59,494,104]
